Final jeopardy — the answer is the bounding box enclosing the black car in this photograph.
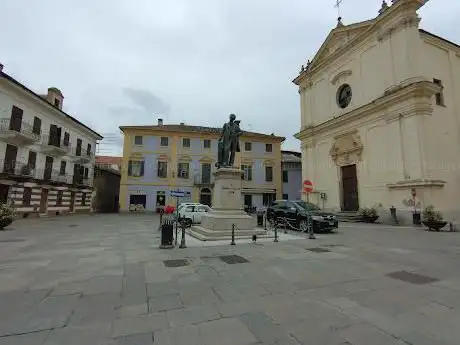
[266,200,338,233]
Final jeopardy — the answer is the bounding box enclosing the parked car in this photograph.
[178,204,212,226]
[178,202,202,212]
[266,199,338,233]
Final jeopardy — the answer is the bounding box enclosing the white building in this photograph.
[0,64,103,217]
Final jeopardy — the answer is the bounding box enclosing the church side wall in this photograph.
[417,39,460,221]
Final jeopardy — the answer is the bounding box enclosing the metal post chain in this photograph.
[231,223,236,245]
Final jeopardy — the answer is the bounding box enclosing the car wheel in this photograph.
[184,218,192,228]
[299,219,308,232]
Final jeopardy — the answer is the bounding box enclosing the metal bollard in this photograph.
[264,214,267,230]
[230,224,236,245]
[158,211,163,231]
[307,214,316,239]
[274,222,279,242]
[179,221,187,248]
[283,217,288,234]
[175,219,178,246]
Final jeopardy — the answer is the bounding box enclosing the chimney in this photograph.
[47,87,64,110]
[157,118,163,126]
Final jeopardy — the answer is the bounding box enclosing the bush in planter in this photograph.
[358,207,379,222]
[0,202,15,230]
[422,205,447,231]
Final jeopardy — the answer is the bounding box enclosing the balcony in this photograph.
[0,118,41,145]
[41,169,72,185]
[72,175,93,187]
[40,134,71,157]
[193,174,214,187]
[72,147,92,164]
[0,160,39,179]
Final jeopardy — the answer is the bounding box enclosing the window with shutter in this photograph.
[9,106,23,132]
[63,132,70,146]
[128,160,144,177]
[84,167,89,178]
[87,144,91,156]
[265,166,273,182]
[177,162,189,178]
[76,139,82,156]
[33,117,41,135]
[56,127,62,147]
[48,125,57,145]
[157,161,167,178]
[59,161,66,175]
[28,151,37,170]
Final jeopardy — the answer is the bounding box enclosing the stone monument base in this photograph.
[189,210,270,241]
[188,167,270,241]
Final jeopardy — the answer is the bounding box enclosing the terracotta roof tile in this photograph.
[95,156,122,165]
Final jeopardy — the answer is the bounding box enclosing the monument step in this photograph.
[189,226,271,241]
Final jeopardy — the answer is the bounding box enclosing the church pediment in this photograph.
[309,19,375,68]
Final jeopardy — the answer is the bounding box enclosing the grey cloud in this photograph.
[122,88,170,116]
[0,0,458,155]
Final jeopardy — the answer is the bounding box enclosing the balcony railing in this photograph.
[72,174,93,187]
[193,174,214,186]
[40,133,72,156]
[0,160,77,185]
[72,147,93,164]
[0,118,41,145]
[0,160,39,178]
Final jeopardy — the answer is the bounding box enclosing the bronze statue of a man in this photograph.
[216,114,242,168]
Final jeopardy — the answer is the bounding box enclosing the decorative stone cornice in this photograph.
[387,179,446,189]
[330,69,352,85]
[295,80,439,141]
[329,131,363,166]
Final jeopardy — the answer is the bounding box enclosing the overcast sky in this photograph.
[0,0,458,155]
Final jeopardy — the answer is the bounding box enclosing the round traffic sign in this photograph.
[303,179,313,193]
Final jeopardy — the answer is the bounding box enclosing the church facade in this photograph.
[294,0,460,224]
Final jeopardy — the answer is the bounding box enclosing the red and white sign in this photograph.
[303,179,313,193]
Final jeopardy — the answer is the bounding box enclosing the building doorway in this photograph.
[130,194,146,208]
[0,184,9,203]
[341,164,359,211]
[156,191,166,207]
[39,189,48,213]
[199,188,212,206]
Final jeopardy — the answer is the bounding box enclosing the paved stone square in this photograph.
[0,214,459,344]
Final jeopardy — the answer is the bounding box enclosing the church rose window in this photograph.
[336,84,352,109]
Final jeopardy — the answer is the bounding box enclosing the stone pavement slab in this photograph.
[1,214,460,344]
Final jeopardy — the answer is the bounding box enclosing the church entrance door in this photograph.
[341,164,359,211]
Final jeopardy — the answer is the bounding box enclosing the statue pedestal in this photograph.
[189,167,269,241]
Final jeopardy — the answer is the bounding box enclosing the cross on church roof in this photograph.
[334,0,344,20]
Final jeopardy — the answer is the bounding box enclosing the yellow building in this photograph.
[294,0,460,224]
[119,119,284,211]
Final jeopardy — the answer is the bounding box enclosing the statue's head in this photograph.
[229,114,236,122]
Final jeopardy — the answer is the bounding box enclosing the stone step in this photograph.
[188,226,271,241]
[335,212,364,222]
